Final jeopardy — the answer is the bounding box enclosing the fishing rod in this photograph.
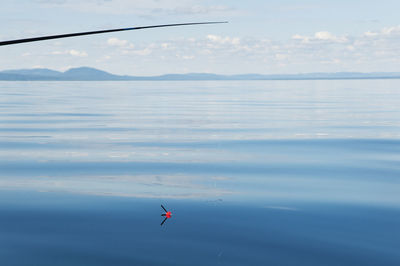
[0,21,227,46]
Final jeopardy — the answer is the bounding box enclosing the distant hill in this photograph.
[62,67,129,80]
[0,67,130,81]
[1,67,400,81]
[1,68,62,77]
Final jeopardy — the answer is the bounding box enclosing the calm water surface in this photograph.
[0,80,399,265]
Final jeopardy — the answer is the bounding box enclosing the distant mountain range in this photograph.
[1,67,400,81]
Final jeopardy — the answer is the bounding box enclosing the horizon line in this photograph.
[1,66,400,77]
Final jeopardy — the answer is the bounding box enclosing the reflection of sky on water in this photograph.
[1,80,400,265]
[0,80,400,205]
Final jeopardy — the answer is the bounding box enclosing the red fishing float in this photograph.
[161,205,172,226]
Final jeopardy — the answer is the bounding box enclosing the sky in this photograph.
[1,0,400,75]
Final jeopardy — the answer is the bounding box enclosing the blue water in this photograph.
[0,80,399,265]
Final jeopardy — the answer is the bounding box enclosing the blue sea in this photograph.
[0,80,399,265]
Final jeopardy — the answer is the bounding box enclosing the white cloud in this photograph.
[292,34,307,42]
[107,37,136,50]
[275,53,288,60]
[106,37,155,56]
[315,31,348,42]
[133,25,400,73]
[161,43,171,49]
[177,54,195,60]
[122,47,152,56]
[207,35,240,45]
[363,25,400,38]
[364,31,379,37]
[69,49,88,57]
[51,49,88,57]
[134,48,152,56]
[107,37,129,47]
[381,26,400,35]
[292,31,348,43]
